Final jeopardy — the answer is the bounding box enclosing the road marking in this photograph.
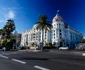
[1,53,10,55]
[1,52,19,55]
[12,59,26,64]
[0,54,9,59]
[34,65,50,70]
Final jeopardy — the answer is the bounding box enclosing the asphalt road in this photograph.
[0,50,85,70]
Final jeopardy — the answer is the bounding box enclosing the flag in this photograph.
[57,10,59,13]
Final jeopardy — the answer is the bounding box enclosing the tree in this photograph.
[0,29,3,35]
[52,42,56,47]
[36,15,52,50]
[0,19,16,50]
[3,19,15,39]
[81,39,85,43]
[0,29,4,47]
[48,42,52,47]
[0,29,5,39]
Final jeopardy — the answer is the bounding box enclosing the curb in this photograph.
[18,49,41,52]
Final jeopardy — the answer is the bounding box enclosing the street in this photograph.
[0,50,85,70]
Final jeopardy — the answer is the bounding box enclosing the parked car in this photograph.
[2,47,6,51]
[20,47,26,50]
[43,46,51,49]
[59,46,69,50]
[76,45,85,50]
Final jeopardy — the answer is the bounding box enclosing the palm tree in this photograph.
[3,19,15,39]
[0,29,3,36]
[36,15,52,50]
[0,19,16,49]
[0,29,5,41]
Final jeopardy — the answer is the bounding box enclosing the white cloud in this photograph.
[0,8,16,24]
[8,10,15,19]
[0,0,23,24]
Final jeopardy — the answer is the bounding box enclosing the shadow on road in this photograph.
[18,55,85,61]
[19,57,49,61]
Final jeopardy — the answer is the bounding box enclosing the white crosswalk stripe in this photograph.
[12,59,26,64]
[1,52,19,55]
[0,54,9,59]
[34,65,50,70]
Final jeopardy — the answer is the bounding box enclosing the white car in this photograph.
[2,47,6,51]
[59,47,69,50]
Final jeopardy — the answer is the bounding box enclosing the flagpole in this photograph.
[57,10,59,15]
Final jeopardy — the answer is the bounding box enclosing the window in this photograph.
[45,34,46,36]
[57,24,58,28]
[59,29,61,32]
[59,24,60,28]
[54,33,55,36]
[45,31,46,33]
[45,37,46,39]
[34,29,35,32]
[59,24,60,26]
[33,34,35,35]
[34,28,35,30]
[60,33,62,35]
[60,36,62,38]
[54,30,55,32]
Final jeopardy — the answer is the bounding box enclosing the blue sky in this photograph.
[0,0,85,36]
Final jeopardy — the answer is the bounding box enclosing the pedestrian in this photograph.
[3,47,6,51]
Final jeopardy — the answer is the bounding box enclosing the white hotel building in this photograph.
[21,13,83,48]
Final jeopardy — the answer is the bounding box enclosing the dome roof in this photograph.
[52,14,63,22]
[33,24,38,28]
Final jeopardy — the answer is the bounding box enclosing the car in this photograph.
[43,46,51,49]
[2,47,6,51]
[76,45,85,50]
[20,47,26,50]
[59,46,69,50]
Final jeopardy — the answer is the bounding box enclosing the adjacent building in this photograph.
[14,31,21,48]
[21,13,83,48]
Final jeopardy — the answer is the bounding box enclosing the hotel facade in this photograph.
[21,14,83,48]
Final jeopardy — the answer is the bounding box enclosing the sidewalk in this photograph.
[18,49,85,57]
[18,49,41,52]
[49,49,85,57]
